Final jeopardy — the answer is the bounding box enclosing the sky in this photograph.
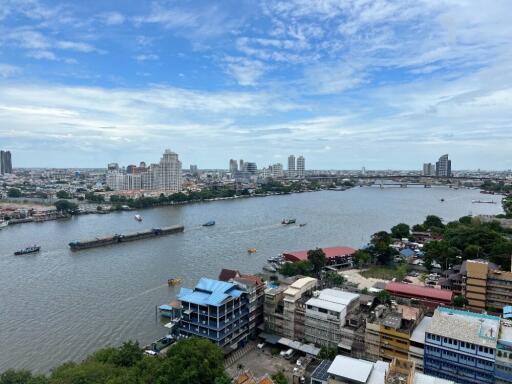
[0,0,512,170]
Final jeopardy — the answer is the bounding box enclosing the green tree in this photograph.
[156,337,225,384]
[307,248,327,275]
[352,250,371,268]
[423,215,444,229]
[370,231,396,265]
[453,295,468,308]
[7,188,22,198]
[376,290,391,304]
[54,200,78,214]
[324,272,345,287]
[56,190,71,199]
[318,346,337,360]
[0,370,48,384]
[391,223,410,239]
[271,371,288,384]
[396,263,408,281]
[463,244,482,259]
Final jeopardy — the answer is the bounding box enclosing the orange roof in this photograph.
[386,282,453,302]
[234,372,256,384]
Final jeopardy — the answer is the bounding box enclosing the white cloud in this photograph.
[26,50,57,60]
[224,57,266,86]
[134,54,159,62]
[98,11,125,25]
[0,63,21,78]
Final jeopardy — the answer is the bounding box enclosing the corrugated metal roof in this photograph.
[385,282,453,302]
[306,297,345,313]
[327,355,374,383]
[283,246,356,262]
[178,277,242,307]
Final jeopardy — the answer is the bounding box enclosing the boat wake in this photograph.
[230,223,282,235]
[119,284,168,303]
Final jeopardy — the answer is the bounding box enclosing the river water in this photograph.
[0,187,503,372]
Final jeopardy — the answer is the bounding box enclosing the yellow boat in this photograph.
[168,277,183,286]
[247,248,257,254]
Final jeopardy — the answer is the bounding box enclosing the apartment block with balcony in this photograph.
[464,259,512,313]
[177,277,250,352]
[304,289,360,348]
[424,307,499,384]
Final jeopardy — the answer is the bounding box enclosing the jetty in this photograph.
[68,225,184,250]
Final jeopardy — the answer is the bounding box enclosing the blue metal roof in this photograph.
[400,248,415,257]
[178,277,243,307]
[159,304,173,311]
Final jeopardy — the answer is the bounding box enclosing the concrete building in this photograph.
[424,308,499,384]
[365,304,423,362]
[304,289,360,348]
[288,155,296,177]
[270,163,284,178]
[463,259,512,313]
[436,154,452,177]
[106,149,182,193]
[297,155,305,178]
[312,355,453,384]
[245,162,257,174]
[177,277,250,352]
[0,150,12,174]
[264,277,318,341]
[190,164,198,175]
[423,163,435,176]
[496,319,512,384]
[229,159,238,174]
[218,269,266,338]
[408,316,432,371]
[385,282,453,311]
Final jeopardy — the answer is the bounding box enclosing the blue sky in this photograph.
[0,0,511,169]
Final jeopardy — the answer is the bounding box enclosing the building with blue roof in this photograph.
[177,277,251,351]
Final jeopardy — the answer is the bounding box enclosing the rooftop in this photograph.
[328,355,374,383]
[318,288,360,306]
[282,246,356,262]
[306,297,345,313]
[410,316,433,344]
[427,308,500,348]
[178,277,243,307]
[385,282,453,302]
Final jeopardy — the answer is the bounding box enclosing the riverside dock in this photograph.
[68,225,184,250]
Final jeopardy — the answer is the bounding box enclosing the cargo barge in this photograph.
[68,225,184,250]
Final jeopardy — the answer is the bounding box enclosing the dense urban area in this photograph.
[2,148,512,384]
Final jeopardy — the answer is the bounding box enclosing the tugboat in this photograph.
[281,218,296,225]
[14,245,41,256]
[247,248,257,254]
[202,220,215,227]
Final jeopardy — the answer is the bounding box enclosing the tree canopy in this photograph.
[390,223,410,239]
[54,200,78,214]
[307,248,327,275]
[7,188,22,198]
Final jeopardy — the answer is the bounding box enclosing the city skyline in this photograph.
[0,1,511,169]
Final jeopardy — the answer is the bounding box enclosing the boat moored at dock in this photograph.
[68,225,184,250]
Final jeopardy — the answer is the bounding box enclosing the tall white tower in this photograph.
[296,155,305,178]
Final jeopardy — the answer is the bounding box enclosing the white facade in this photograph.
[304,289,360,348]
[297,155,305,178]
[106,149,182,193]
[288,155,296,176]
[271,163,284,178]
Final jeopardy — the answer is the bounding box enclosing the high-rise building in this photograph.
[297,155,305,177]
[154,149,182,192]
[239,159,244,172]
[245,162,257,174]
[190,165,198,175]
[423,163,435,176]
[229,159,238,174]
[270,163,283,178]
[0,150,12,174]
[106,149,182,193]
[435,154,451,177]
[288,155,296,176]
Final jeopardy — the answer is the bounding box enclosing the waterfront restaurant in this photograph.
[282,246,356,268]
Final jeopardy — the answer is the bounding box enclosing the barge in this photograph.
[68,225,184,250]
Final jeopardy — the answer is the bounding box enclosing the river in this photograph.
[0,186,503,372]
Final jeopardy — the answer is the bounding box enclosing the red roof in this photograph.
[283,246,356,262]
[385,282,453,302]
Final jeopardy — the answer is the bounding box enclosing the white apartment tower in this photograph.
[155,149,182,192]
[297,155,305,177]
[288,155,296,177]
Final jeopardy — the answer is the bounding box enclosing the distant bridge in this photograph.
[305,174,505,183]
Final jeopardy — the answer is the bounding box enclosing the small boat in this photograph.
[134,214,143,222]
[281,218,296,225]
[0,220,8,230]
[14,246,40,256]
[202,220,215,227]
[472,200,496,204]
[263,265,277,272]
[248,248,257,254]
[440,198,445,202]
[167,277,183,286]
[299,223,307,227]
